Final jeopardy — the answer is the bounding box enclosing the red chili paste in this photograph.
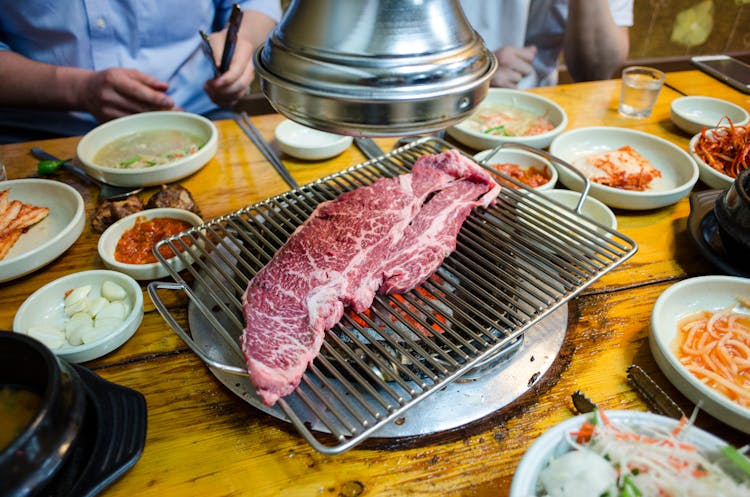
[114,216,193,264]
[492,162,550,188]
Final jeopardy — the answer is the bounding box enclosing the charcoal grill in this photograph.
[148,137,637,454]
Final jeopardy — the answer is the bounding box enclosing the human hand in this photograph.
[81,68,175,122]
[204,36,255,108]
[491,45,538,88]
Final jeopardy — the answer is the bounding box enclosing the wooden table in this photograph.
[1,70,748,496]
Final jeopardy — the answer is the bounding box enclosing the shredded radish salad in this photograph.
[537,410,750,497]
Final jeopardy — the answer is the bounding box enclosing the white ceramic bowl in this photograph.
[12,270,144,363]
[77,111,218,187]
[650,275,750,434]
[689,129,738,190]
[275,119,353,160]
[0,179,85,283]
[98,208,202,281]
[447,88,568,150]
[549,127,699,210]
[474,148,557,191]
[670,96,749,135]
[540,189,617,231]
[509,410,733,497]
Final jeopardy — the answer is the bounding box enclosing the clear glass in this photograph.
[618,66,666,118]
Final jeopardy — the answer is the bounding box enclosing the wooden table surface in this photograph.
[1,70,748,496]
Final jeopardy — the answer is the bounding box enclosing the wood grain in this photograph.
[1,71,747,497]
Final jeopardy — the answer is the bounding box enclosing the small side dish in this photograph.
[13,269,144,363]
[690,118,749,189]
[670,96,749,135]
[651,275,750,433]
[98,207,202,280]
[550,127,698,210]
[511,410,750,497]
[464,103,555,137]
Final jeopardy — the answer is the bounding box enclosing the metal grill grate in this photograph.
[148,137,637,454]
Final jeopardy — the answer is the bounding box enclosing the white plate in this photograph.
[98,207,203,281]
[540,189,617,231]
[274,119,353,160]
[447,88,568,150]
[689,129,737,190]
[549,127,699,210]
[650,275,750,434]
[474,148,557,191]
[670,96,749,136]
[509,410,734,497]
[77,111,218,187]
[0,179,85,283]
[13,269,144,363]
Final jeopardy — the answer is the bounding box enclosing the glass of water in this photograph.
[618,66,666,118]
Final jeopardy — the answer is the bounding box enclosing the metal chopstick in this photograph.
[233,111,299,189]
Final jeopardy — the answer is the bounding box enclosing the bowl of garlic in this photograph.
[12,270,143,363]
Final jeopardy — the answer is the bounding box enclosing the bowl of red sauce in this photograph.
[98,207,202,280]
[474,148,557,191]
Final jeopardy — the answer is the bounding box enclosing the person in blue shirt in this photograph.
[0,0,282,144]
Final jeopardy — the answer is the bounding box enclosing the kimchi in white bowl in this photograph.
[549,127,698,210]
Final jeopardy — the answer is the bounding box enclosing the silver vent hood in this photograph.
[254,0,496,136]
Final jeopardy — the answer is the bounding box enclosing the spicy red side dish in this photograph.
[491,162,550,188]
[694,117,750,179]
[115,216,193,264]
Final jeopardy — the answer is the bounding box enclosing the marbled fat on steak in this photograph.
[241,150,500,405]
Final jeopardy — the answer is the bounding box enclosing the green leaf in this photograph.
[36,159,67,175]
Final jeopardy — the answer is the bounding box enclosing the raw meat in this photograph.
[241,150,499,405]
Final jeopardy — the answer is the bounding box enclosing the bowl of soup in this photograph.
[77,111,218,187]
[0,331,87,495]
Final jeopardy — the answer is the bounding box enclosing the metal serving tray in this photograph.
[148,137,637,454]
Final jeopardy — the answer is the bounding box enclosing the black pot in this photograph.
[0,332,87,497]
[714,169,750,270]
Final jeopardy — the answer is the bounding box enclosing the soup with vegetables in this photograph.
[0,386,42,450]
[93,130,205,169]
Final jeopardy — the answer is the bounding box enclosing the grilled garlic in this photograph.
[25,280,131,350]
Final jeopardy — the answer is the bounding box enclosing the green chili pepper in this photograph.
[36,159,68,175]
[620,474,642,497]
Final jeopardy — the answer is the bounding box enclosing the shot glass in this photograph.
[618,66,666,118]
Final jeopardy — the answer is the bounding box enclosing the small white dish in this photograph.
[447,88,568,150]
[509,410,734,497]
[274,119,353,160]
[0,179,85,283]
[474,148,557,191]
[98,208,202,281]
[670,96,749,135]
[650,275,750,433]
[77,111,218,187]
[689,129,737,190]
[540,189,617,231]
[13,269,144,363]
[549,126,698,210]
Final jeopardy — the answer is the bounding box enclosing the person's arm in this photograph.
[490,45,538,88]
[563,0,630,82]
[0,50,175,121]
[204,9,277,107]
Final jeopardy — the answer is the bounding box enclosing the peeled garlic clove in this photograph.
[64,285,91,307]
[93,316,123,332]
[101,281,127,301]
[88,296,109,317]
[26,325,66,350]
[81,326,106,344]
[96,301,127,321]
[64,296,90,316]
